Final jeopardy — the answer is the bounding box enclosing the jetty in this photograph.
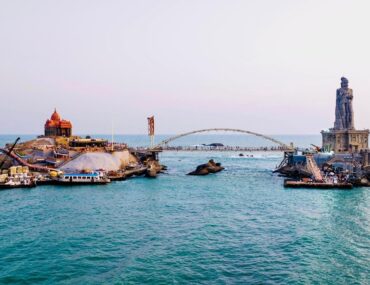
[284,179,353,189]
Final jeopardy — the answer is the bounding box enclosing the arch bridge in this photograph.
[154,128,292,149]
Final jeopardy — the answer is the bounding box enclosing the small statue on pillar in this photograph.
[334,77,354,130]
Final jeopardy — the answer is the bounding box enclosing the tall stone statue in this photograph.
[334,77,354,130]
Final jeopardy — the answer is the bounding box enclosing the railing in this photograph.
[153,128,291,149]
[306,154,323,182]
[153,145,291,152]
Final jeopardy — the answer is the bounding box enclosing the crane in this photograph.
[0,137,20,169]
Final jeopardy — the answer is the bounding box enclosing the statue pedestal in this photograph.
[321,129,369,153]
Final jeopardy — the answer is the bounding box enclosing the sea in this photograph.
[0,134,369,284]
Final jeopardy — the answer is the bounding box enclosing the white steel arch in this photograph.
[154,128,291,149]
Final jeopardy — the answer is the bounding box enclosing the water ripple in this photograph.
[0,151,369,284]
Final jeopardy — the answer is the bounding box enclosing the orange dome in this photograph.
[50,109,61,121]
[45,119,57,127]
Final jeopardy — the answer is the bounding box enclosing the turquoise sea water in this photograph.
[0,135,369,284]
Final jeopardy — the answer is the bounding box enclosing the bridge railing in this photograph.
[156,145,291,152]
[153,128,292,150]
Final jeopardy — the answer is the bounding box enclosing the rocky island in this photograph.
[0,109,163,188]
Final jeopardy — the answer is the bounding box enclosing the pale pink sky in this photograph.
[1,0,370,134]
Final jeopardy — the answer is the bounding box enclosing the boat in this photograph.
[0,177,37,190]
[55,171,110,185]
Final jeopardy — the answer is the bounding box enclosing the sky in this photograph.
[1,0,370,135]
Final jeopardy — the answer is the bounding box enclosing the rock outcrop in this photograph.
[188,159,224,176]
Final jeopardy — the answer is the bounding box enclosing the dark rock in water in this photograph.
[143,159,167,178]
[188,159,225,176]
[239,153,244,157]
[189,165,209,176]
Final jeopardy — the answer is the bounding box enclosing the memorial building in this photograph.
[44,109,72,137]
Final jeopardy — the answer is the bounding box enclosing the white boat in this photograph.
[0,176,37,189]
[56,171,110,185]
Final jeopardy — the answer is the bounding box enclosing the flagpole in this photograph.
[111,119,114,152]
[148,116,155,149]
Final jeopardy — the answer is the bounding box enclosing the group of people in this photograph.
[322,167,351,184]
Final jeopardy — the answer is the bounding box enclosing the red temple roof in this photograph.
[59,120,72,128]
[50,109,61,121]
[45,109,72,129]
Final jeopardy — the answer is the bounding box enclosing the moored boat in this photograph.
[55,171,110,185]
[0,177,37,190]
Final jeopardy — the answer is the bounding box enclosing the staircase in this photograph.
[306,154,324,182]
